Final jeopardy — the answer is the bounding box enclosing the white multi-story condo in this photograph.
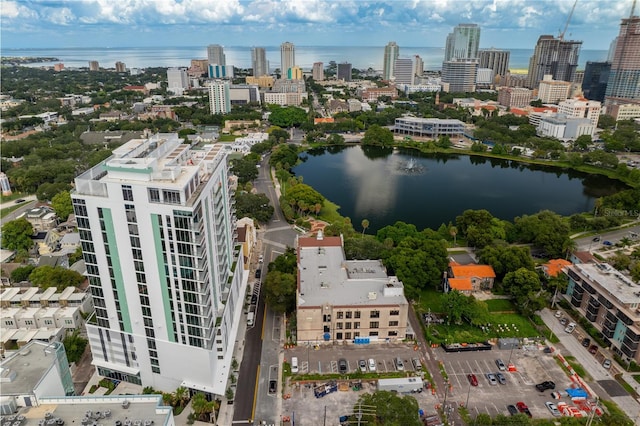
[72,133,245,394]
[207,44,226,67]
[280,42,295,77]
[557,97,602,127]
[251,47,268,77]
[208,80,232,114]
[383,42,399,81]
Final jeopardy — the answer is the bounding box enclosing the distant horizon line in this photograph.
[3,45,609,51]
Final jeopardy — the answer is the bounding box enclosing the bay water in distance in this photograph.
[292,146,627,235]
[4,45,608,71]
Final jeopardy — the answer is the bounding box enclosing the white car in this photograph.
[368,358,376,371]
[545,402,561,417]
[565,322,576,333]
[258,255,264,263]
[554,310,562,318]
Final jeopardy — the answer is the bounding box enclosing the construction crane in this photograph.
[559,0,578,40]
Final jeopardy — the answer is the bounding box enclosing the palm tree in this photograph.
[361,219,369,236]
[174,386,189,409]
[449,225,458,246]
[191,392,213,422]
[314,203,322,216]
[161,392,174,407]
[620,237,632,247]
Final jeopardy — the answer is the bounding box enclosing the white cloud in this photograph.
[46,7,76,26]
[0,1,36,19]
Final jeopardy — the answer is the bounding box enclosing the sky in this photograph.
[0,0,636,50]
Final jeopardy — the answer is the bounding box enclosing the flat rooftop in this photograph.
[572,263,640,306]
[0,342,59,396]
[298,236,406,308]
[17,395,172,426]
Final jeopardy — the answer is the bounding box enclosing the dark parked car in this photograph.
[582,337,591,347]
[338,358,348,374]
[536,381,555,392]
[603,240,613,246]
[251,294,258,304]
[255,268,262,278]
[14,199,26,204]
[269,380,277,394]
[507,405,518,416]
[588,344,598,354]
[467,374,478,386]
[592,236,600,242]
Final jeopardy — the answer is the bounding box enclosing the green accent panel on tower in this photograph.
[151,214,176,342]
[102,209,132,333]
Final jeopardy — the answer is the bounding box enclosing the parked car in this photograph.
[588,344,598,355]
[467,374,478,387]
[269,380,277,394]
[603,240,613,246]
[251,294,258,304]
[545,402,562,417]
[516,402,532,418]
[565,322,576,333]
[592,236,601,242]
[368,358,376,372]
[358,359,367,373]
[258,254,264,263]
[338,358,348,374]
[536,381,556,392]
[14,199,25,204]
[496,372,507,385]
[495,359,506,371]
[507,405,518,416]
[255,268,262,278]
[395,357,404,371]
[603,359,612,369]
[559,317,568,326]
[554,310,562,318]
[582,337,591,347]
[486,373,498,385]
[412,358,422,371]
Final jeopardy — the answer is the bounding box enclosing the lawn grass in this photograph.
[564,356,591,380]
[218,134,241,142]
[634,375,640,384]
[616,375,637,397]
[485,299,516,312]
[318,199,343,224]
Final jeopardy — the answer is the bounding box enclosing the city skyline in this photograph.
[1,0,637,50]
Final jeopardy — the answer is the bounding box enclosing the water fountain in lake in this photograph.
[397,157,425,175]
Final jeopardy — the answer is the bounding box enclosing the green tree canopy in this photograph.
[361,124,394,147]
[268,247,297,275]
[269,143,299,170]
[478,245,535,280]
[29,265,85,291]
[231,156,259,184]
[51,190,73,221]
[376,221,419,246]
[235,192,274,223]
[63,330,88,363]
[263,270,296,314]
[268,106,307,128]
[349,391,421,426]
[502,268,544,316]
[1,218,34,251]
[512,210,570,257]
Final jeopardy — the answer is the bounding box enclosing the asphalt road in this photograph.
[0,196,38,225]
[233,157,298,424]
[574,224,640,251]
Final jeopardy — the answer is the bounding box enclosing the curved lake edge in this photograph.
[305,141,638,190]
[293,144,631,234]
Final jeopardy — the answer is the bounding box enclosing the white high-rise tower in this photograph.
[280,42,295,77]
[72,133,245,394]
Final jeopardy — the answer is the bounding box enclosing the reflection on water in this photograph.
[292,146,628,234]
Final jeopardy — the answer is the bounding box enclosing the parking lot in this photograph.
[439,346,572,419]
[285,342,425,375]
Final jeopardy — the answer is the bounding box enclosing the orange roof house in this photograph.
[541,259,572,277]
[446,262,496,293]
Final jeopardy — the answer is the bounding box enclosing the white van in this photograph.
[291,357,299,373]
[247,311,255,326]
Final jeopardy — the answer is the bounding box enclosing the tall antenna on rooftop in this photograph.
[559,0,578,40]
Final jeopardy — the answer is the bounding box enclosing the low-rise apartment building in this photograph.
[564,263,640,364]
[296,233,409,344]
[394,117,465,139]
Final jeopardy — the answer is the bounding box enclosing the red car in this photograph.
[467,374,478,386]
[516,402,532,418]
[589,344,598,355]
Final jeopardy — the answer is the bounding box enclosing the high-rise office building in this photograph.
[115,61,126,72]
[89,61,99,71]
[526,35,582,89]
[166,68,189,94]
[608,37,618,62]
[383,42,399,81]
[207,44,226,66]
[72,132,244,394]
[479,48,510,79]
[582,61,611,102]
[251,47,268,77]
[208,80,232,114]
[413,55,424,78]
[280,42,295,77]
[605,14,640,112]
[444,24,481,61]
[337,62,352,81]
[441,60,478,93]
[393,58,414,85]
[312,62,325,81]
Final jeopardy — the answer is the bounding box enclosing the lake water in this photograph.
[3,45,608,71]
[292,146,627,234]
